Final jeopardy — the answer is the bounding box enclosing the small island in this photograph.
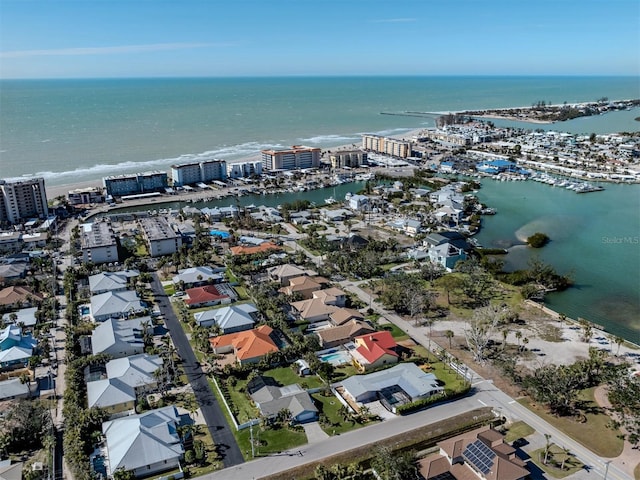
[527,232,550,248]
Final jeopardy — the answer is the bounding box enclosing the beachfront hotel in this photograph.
[261,146,321,171]
[103,171,168,197]
[0,177,49,226]
[170,159,228,187]
[329,150,368,169]
[361,134,412,158]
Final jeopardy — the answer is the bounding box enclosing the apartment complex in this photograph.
[103,171,168,197]
[67,187,106,206]
[0,178,49,226]
[261,146,321,171]
[138,217,182,257]
[329,150,368,169]
[170,159,228,187]
[226,160,263,179]
[80,221,120,264]
[362,134,412,158]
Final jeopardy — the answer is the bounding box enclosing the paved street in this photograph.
[150,274,244,468]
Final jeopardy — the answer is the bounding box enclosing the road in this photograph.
[339,281,631,480]
[150,273,244,468]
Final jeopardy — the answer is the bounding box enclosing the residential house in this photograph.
[91,317,151,358]
[102,406,184,478]
[319,208,353,222]
[87,377,136,416]
[267,264,316,286]
[0,324,36,370]
[317,319,375,349]
[105,354,163,395]
[247,376,318,424]
[347,194,369,211]
[0,377,31,403]
[351,331,399,371]
[329,308,365,326]
[340,362,443,411]
[209,325,279,365]
[0,460,24,480]
[1,306,38,328]
[172,266,225,289]
[289,287,348,323]
[0,286,44,308]
[418,425,529,480]
[88,270,139,295]
[229,242,281,256]
[0,263,28,283]
[424,231,471,271]
[193,303,257,333]
[279,275,330,299]
[90,290,147,322]
[184,285,231,308]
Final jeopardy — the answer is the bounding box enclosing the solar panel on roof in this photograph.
[463,439,496,475]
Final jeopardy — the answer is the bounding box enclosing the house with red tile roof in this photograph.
[0,286,44,308]
[229,242,281,256]
[351,331,399,371]
[418,425,529,480]
[209,325,279,365]
[184,285,231,308]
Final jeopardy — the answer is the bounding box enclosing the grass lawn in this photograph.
[312,392,371,435]
[635,463,640,480]
[503,421,535,443]
[380,322,409,341]
[225,378,260,424]
[262,366,324,389]
[163,284,176,296]
[333,365,359,382]
[530,444,584,479]
[234,285,250,300]
[184,428,223,476]
[519,387,624,458]
[236,424,308,458]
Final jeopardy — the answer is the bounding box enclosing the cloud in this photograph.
[372,18,418,23]
[0,42,236,58]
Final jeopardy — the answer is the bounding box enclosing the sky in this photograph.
[0,0,638,79]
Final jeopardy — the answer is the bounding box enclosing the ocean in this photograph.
[1,76,639,185]
[1,76,639,340]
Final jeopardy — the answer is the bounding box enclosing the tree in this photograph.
[371,445,419,480]
[464,305,501,363]
[560,446,571,470]
[527,232,550,248]
[607,371,640,448]
[614,335,624,356]
[543,434,552,464]
[445,330,454,348]
[0,399,53,453]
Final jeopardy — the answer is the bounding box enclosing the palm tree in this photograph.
[614,336,624,356]
[543,434,552,464]
[560,446,571,470]
[515,331,523,349]
[501,328,509,351]
[445,330,454,349]
[522,337,529,352]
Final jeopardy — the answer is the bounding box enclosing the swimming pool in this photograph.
[80,306,90,315]
[318,350,352,366]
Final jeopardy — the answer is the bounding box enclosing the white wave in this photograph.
[31,141,284,181]
[298,134,360,144]
[40,139,52,143]
[374,127,415,136]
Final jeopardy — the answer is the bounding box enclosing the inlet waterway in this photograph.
[114,178,640,342]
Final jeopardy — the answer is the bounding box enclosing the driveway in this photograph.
[150,273,244,468]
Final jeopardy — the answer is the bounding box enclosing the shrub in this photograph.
[527,232,549,248]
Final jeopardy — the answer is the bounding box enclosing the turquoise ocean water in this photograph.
[1,76,639,339]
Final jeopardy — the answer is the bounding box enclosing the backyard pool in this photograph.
[317,350,352,366]
[80,306,90,316]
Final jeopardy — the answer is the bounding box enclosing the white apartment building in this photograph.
[80,221,120,264]
[0,178,49,225]
[171,159,227,186]
[138,217,183,257]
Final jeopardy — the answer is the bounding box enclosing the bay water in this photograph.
[1,76,638,340]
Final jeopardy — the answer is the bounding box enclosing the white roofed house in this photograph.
[89,290,147,322]
[171,266,225,289]
[87,354,163,418]
[193,303,258,333]
[91,317,151,359]
[102,406,185,478]
[88,270,139,295]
